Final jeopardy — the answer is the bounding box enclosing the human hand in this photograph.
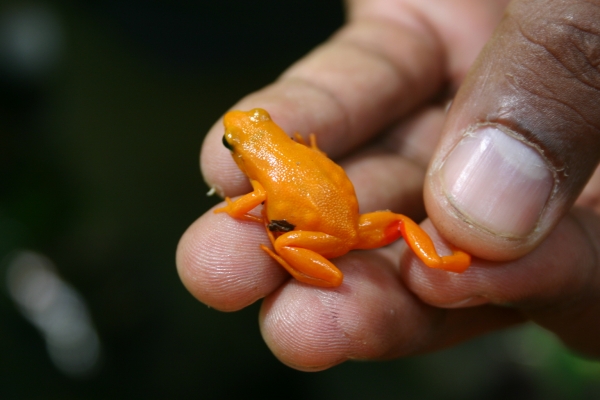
[177,0,600,370]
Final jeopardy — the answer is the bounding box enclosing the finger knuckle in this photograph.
[512,1,600,131]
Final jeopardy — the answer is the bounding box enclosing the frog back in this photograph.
[251,140,360,239]
[223,108,359,240]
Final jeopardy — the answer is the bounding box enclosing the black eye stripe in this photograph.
[222,134,234,151]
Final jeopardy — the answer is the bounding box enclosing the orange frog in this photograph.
[215,108,470,287]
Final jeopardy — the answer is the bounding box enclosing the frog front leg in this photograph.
[214,179,266,223]
[260,231,347,287]
[355,211,471,273]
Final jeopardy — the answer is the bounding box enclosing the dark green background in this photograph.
[1,1,598,399]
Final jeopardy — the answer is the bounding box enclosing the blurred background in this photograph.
[0,1,599,399]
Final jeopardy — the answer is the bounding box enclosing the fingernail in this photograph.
[441,126,554,237]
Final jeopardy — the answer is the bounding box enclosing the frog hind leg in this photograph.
[260,231,346,288]
[356,211,471,273]
[293,133,326,156]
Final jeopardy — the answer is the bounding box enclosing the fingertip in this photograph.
[200,119,252,198]
[259,283,349,371]
[176,208,287,311]
[401,212,600,321]
[400,250,492,309]
[397,219,488,307]
[258,254,430,370]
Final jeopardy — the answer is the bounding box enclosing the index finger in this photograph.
[201,9,444,197]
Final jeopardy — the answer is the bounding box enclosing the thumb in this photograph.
[425,0,600,260]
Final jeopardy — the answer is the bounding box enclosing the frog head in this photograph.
[222,108,274,149]
[221,108,282,173]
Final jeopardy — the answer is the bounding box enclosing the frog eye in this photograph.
[222,134,234,151]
